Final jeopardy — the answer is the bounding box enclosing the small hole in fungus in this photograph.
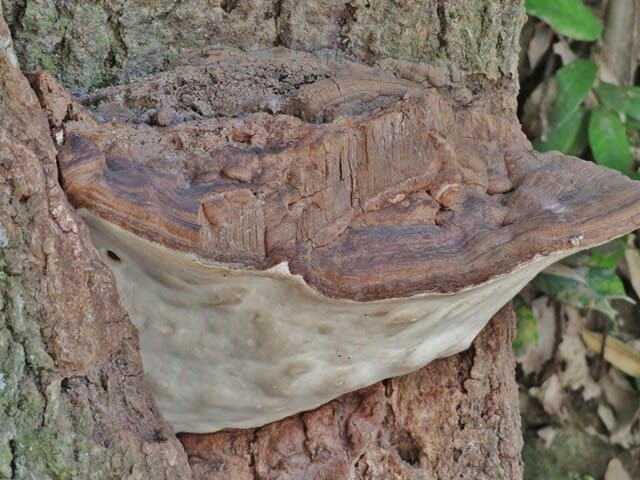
[105,250,122,263]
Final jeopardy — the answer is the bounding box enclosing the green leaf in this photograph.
[525,0,602,41]
[532,60,598,156]
[534,106,588,155]
[588,108,632,173]
[553,60,598,124]
[513,296,539,355]
[565,115,590,155]
[562,240,626,268]
[533,266,633,320]
[626,116,640,131]
[585,267,628,298]
[584,246,625,269]
[596,82,640,122]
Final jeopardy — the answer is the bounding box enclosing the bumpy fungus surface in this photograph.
[35,48,640,432]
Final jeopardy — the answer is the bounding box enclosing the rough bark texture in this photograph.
[179,307,522,480]
[0,13,192,479]
[3,0,523,91]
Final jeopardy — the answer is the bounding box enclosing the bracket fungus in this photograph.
[36,48,640,433]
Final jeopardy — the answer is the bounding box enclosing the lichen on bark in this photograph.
[3,0,524,91]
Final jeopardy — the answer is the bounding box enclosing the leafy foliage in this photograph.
[532,57,597,155]
[524,0,602,41]
[553,59,598,124]
[534,264,632,321]
[534,103,589,155]
[526,0,638,176]
[513,296,539,355]
[596,83,640,122]
[521,0,640,337]
[536,241,632,319]
[589,108,633,172]
[518,3,640,476]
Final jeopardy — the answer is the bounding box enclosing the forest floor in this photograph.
[517,10,640,478]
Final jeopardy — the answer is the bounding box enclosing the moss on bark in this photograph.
[3,0,524,91]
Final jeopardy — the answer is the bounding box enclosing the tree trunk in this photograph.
[1,1,526,478]
[0,14,192,480]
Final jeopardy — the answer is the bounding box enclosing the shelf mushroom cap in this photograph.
[45,55,640,432]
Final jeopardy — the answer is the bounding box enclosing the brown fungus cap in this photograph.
[31,49,640,432]
[55,79,640,301]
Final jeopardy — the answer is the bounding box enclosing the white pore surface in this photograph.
[81,210,569,433]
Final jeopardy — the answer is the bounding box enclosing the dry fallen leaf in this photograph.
[605,458,632,480]
[598,404,617,433]
[609,404,640,449]
[600,369,639,418]
[594,52,621,86]
[558,337,596,392]
[528,23,554,71]
[536,374,566,418]
[558,310,602,400]
[543,263,587,283]
[517,297,556,376]
[537,425,558,448]
[623,243,640,299]
[584,424,610,443]
[610,419,640,449]
[582,330,640,377]
[552,39,577,65]
[521,78,558,139]
[564,305,586,338]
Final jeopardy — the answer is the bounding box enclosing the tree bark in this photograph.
[1,1,527,479]
[0,14,192,479]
